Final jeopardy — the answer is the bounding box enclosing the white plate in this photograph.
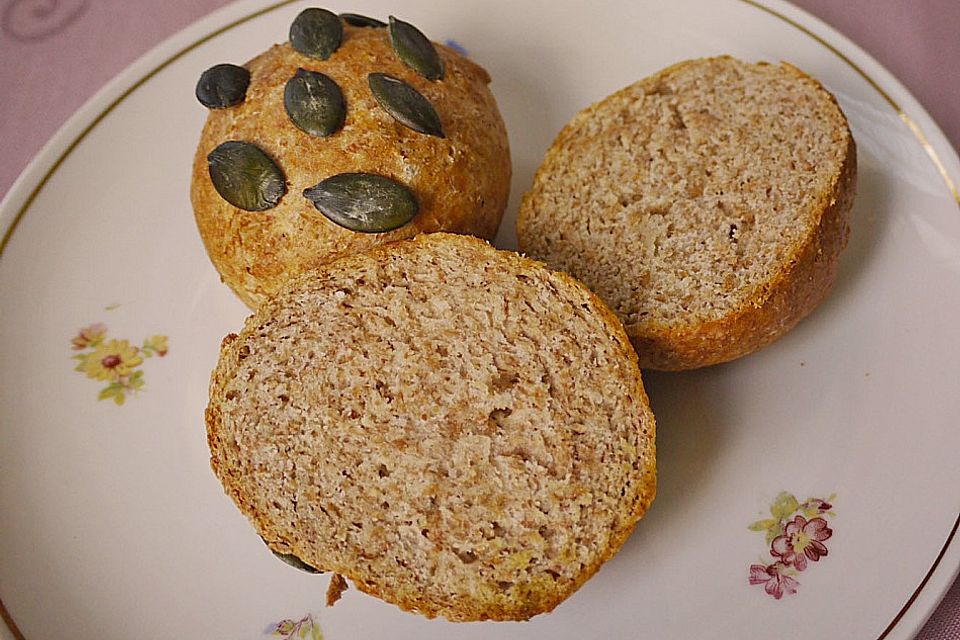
[2,1,959,638]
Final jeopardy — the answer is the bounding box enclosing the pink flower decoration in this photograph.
[771,515,832,571]
[749,562,799,600]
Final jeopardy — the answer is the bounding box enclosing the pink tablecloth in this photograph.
[1,1,958,638]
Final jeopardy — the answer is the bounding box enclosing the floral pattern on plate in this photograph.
[266,613,323,639]
[71,323,168,405]
[748,491,836,599]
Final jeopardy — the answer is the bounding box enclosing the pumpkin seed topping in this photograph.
[340,12,386,28]
[207,141,286,211]
[289,8,343,60]
[368,73,444,138]
[303,173,418,233]
[195,63,250,109]
[284,68,346,137]
[261,538,322,574]
[388,16,444,81]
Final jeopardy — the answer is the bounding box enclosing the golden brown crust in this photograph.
[192,28,511,309]
[205,233,656,621]
[631,134,856,369]
[625,63,856,369]
[517,57,857,370]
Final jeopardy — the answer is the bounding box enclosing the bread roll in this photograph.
[206,233,656,621]
[192,15,511,309]
[518,56,856,370]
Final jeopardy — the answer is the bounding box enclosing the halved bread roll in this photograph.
[206,233,656,621]
[518,56,856,370]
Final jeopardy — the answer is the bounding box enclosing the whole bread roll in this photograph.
[518,56,856,370]
[192,17,511,309]
[206,233,656,621]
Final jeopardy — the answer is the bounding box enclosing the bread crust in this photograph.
[192,27,511,309]
[205,233,655,621]
[517,57,856,370]
[632,131,855,369]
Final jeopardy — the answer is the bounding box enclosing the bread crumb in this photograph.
[326,574,348,607]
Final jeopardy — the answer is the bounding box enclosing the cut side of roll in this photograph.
[518,56,857,370]
[206,233,656,621]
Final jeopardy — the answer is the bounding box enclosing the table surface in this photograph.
[1,1,958,638]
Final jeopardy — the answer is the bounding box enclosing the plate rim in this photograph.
[1,0,958,638]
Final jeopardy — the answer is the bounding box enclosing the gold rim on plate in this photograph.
[1,1,958,638]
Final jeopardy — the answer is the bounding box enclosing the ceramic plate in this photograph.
[2,0,959,638]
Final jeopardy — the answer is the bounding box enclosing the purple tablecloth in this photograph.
[1,1,958,638]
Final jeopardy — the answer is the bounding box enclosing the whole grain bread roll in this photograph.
[517,56,856,370]
[206,233,656,621]
[192,17,511,309]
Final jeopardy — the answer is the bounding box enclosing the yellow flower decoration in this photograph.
[71,323,168,405]
[79,339,143,382]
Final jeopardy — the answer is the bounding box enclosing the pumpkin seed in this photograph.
[368,73,444,138]
[261,538,322,574]
[207,141,286,211]
[388,16,444,81]
[340,12,386,28]
[195,63,250,109]
[272,550,322,573]
[303,173,418,233]
[284,68,346,137]
[289,8,343,60]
